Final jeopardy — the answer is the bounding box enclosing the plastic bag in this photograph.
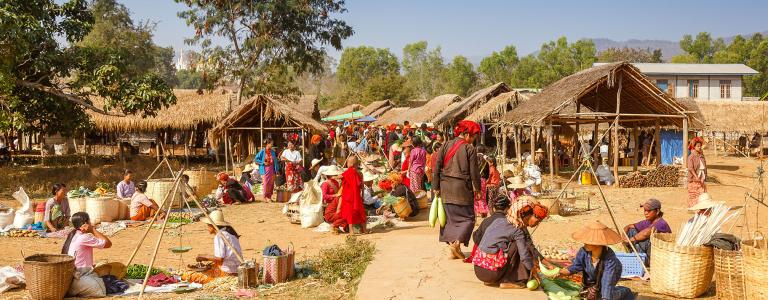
[68,267,106,297]
[0,266,25,293]
[12,188,31,213]
[299,180,323,228]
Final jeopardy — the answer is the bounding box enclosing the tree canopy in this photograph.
[402,41,445,99]
[597,47,663,63]
[0,0,176,136]
[176,0,354,102]
[336,46,410,105]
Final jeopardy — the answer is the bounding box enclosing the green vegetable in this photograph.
[437,197,446,227]
[539,261,561,278]
[428,196,438,227]
[126,264,167,279]
[527,279,539,290]
[540,278,580,299]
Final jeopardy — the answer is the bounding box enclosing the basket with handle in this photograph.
[391,197,412,218]
[184,169,218,199]
[146,178,182,209]
[713,247,745,300]
[23,254,75,300]
[650,233,714,298]
[85,195,119,225]
[262,243,295,284]
[742,231,768,300]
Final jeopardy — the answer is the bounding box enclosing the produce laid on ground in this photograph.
[167,212,197,224]
[618,165,680,188]
[4,229,41,238]
[67,185,111,198]
[540,277,581,300]
[126,264,168,279]
[202,276,237,292]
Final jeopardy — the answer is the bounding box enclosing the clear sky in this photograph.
[125,0,768,61]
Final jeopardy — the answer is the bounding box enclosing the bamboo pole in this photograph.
[530,126,535,161]
[515,126,522,164]
[224,130,229,174]
[259,103,264,146]
[82,133,87,165]
[182,182,245,263]
[632,127,639,171]
[613,74,622,181]
[125,170,183,266]
[683,118,689,188]
[138,169,184,298]
[654,121,661,165]
[574,102,581,168]
[548,123,554,178]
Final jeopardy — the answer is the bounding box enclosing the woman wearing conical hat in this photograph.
[557,220,634,300]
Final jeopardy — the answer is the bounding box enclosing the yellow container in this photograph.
[580,171,593,185]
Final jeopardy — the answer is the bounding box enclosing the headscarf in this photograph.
[506,196,548,228]
[311,134,322,145]
[217,172,229,182]
[689,136,704,151]
[453,120,481,137]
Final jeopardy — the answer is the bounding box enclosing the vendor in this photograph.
[559,220,634,300]
[466,194,512,261]
[362,171,382,215]
[623,198,671,262]
[688,193,724,218]
[62,212,112,268]
[505,176,530,203]
[44,183,71,232]
[523,156,542,192]
[281,141,304,193]
[388,172,419,218]
[320,166,344,204]
[324,186,348,235]
[472,196,548,289]
[217,172,253,205]
[189,210,243,283]
[596,158,616,186]
[309,158,324,182]
[116,169,135,199]
[240,163,256,192]
[131,181,164,221]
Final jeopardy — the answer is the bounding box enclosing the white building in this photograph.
[595,63,759,101]
[176,49,191,71]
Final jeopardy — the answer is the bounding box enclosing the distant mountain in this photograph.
[591,38,681,61]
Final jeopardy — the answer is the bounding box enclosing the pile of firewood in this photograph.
[618,166,680,188]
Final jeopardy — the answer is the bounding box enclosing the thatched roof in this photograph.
[319,109,331,118]
[679,99,768,133]
[296,95,321,121]
[88,89,232,132]
[465,91,534,123]
[374,107,409,125]
[209,95,327,146]
[500,62,696,128]
[370,105,392,118]
[432,83,511,127]
[361,100,392,117]
[382,94,462,125]
[327,104,363,118]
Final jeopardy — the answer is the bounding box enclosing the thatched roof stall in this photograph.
[383,94,462,125]
[498,62,697,182]
[370,105,393,119]
[296,95,321,121]
[374,107,409,125]
[432,83,511,130]
[327,104,363,118]
[88,89,232,132]
[361,100,392,117]
[679,99,768,133]
[209,94,327,172]
[320,109,331,118]
[465,91,534,124]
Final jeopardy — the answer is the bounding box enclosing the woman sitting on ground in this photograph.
[559,220,634,300]
[130,181,165,221]
[45,183,71,232]
[465,194,512,261]
[184,210,243,284]
[62,212,113,268]
[217,172,253,205]
[473,196,548,289]
[388,172,419,218]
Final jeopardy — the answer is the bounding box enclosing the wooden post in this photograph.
[82,133,87,165]
[501,127,507,172]
[654,121,661,165]
[259,103,264,146]
[574,102,581,168]
[613,74,622,181]
[515,126,522,164]
[548,124,554,178]
[224,130,229,174]
[530,126,536,162]
[632,127,639,171]
[301,128,306,166]
[155,135,160,162]
[682,118,689,187]
[712,131,718,157]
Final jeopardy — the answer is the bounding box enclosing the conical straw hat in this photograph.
[571,220,623,245]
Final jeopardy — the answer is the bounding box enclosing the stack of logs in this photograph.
[618,165,680,188]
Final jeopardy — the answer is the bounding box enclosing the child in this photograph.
[62,212,113,268]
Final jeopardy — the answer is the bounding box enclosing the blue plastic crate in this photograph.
[616,252,647,278]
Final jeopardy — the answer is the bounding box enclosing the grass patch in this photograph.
[311,236,375,287]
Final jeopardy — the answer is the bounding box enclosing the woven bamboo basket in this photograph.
[116,198,131,220]
[185,169,218,199]
[262,244,295,284]
[69,197,87,214]
[392,197,412,218]
[85,196,118,225]
[742,233,768,300]
[650,233,714,298]
[146,178,181,209]
[713,248,745,300]
[415,191,429,209]
[23,254,75,300]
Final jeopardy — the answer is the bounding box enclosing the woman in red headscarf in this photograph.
[687,136,707,207]
[217,172,253,205]
[433,120,482,259]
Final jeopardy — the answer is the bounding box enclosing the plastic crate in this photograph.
[616,252,647,278]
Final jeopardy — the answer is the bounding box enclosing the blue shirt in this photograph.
[254,148,279,175]
[567,247,623,300]
[356,137,369,153]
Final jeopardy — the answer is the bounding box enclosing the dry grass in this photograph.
[680,99,768,133]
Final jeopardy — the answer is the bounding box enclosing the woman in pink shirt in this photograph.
[61,212,112,268]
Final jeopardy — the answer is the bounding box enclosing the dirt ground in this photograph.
[1,150,766,299]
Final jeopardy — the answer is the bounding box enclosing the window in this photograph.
[656,79,675,97]
[688,80,699,98]
[720,80,732,99]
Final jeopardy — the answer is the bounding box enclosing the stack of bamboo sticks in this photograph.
[676,204,741,247]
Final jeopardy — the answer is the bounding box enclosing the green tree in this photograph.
[402,41,445,99]
[530,37,596,87]
[176,70,203,89]
[478,45,519,85]
[597,47,663,63]
[442,56,477,96]
[176,0,354,103]
[336,46,409,104]
[0,0,176,136]
[673,32,726,63]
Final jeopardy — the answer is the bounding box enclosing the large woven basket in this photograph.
[392,197,412,218]
[742,234,768,300]
[262,244,295,284]
[650,233,714,298]
[85,196,118,225]
[185,169,218,199]
[146,178,181,209]
[713,248,745,300]
[116,198,131,220]
[23,254,75,300]
[68,197,87,214]
[415,191,429,209]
